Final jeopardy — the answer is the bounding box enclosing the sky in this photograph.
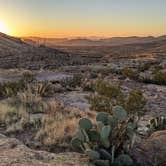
[0,0,166,38]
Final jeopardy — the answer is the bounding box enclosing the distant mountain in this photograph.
[23,35,166,47]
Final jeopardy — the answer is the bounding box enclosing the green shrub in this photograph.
[61,74,82,89]
[93,80,125,106]
[125,89,146,115]
[88,95,112,112]
[71,106,137,166]
[0,81,24,97]
[153,71,166,85]
[89,80,146,116]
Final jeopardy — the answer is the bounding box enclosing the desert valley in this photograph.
[0,0,166,165]
[0,32,165,166]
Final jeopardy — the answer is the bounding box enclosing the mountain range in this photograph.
[23,35,166,47]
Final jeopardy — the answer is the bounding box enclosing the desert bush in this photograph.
[16,88,46,113]
[71,106,138,166]
[0,102,30,133]
[93,79,124,106]
[88,80,146,116]
[0,81,24,97]
[125,89,146,115]
[153,71,166,85]
[61,74,82,89]
[27,81,53,97]
[93,66,113,76]
[121,67,139,80]
[21,71,36,84]
[147,116,166,133]
[88,95,112,112]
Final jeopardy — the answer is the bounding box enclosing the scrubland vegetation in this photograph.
[0,61,165,166]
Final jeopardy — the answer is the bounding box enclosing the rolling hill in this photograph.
[0,33,72,69]
[23,35,166,47]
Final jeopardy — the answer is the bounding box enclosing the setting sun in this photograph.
[0,21,9,34]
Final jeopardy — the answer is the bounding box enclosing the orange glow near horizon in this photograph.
[1,0,166,38]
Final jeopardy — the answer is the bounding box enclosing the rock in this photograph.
[132,130,166,166]
[0,134,88,166]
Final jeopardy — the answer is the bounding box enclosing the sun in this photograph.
[0,21,9,34]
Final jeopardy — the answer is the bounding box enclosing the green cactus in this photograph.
[93,160,110,166]
[77,128,89,142]
[113,106,127,121]
[88,129,100,142]
[79,118,92,130]
[113,154,133,166]
[97,121,105,132]
[107,115,117,128]
[101,125,111,148]
[99,149,112,160]
[71,137,82,151]
[96,112,108,124]
[85,149,100,160]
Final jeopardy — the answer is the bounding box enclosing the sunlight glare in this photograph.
[0,21,9,34]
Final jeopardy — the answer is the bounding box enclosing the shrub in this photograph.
[16,88,45,114]
[89,80,146,116]
[88,95,112,112]
[71,106,138,166]
[0,102,30,133]
[93,80,125,106]
[0,81,24,97]
[61,74,82,89]
[27,81,53,97]
[121,67,139,80]
[21,71,36,84]
[147,116,166,133]
[125,89,146,115]
[153,71,166,85]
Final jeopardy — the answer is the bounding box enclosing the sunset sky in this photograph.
[0,0,166,38]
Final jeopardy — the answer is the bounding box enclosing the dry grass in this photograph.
[36,115,78,146]
[35,101,96,147]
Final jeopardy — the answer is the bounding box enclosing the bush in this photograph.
[88,95,112,112]
[93,79,125,106]
[147,116,166,134]
[89,80,146,116]
[153,71,166,85]
[71,106,137,166]
[121,67,139,80]
[0,102,30,133]
[0,81,24,97]
[61,74,82,89]
[125,89,146,115]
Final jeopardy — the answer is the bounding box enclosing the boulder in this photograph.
[132,130,166,166]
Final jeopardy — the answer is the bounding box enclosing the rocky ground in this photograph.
[0,58,165,165]
[0,134,88,166]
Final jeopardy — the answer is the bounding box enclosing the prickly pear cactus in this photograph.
[79,118,92,130]
[71,105,137,166]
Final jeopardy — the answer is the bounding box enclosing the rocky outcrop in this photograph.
[132,131,166,166]
[0,134,88,166]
